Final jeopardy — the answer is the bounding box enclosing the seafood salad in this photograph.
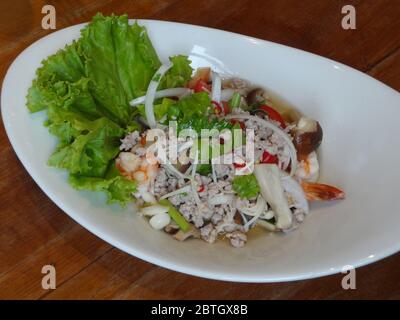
[26,13,345,248]
[117,70,345,247]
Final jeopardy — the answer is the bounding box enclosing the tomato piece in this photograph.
[187,68,211,88]
[233,162,246,168]
[259,105,286,128]
[230,119,245,130]
[193,79,211,93]
[261,150,278,164]
[198,185,205,192]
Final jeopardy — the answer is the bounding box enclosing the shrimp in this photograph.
[116,151,159,186]
[293,152,345,201]
[295,151,319,182]
[300,181,345,201]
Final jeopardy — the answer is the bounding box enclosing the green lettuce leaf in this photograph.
[26,40,85,113]
[160,55,193,89]
[136,98,176,121]
[233,174,260,199]
[69,164,137,206]
[48,117,123,177]
[26,13,195,206]
[159,91,211,126]
[80,13,161,125]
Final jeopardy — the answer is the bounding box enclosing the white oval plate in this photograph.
[2,20,400,283]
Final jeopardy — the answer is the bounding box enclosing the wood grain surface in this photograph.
[0,0,399,300]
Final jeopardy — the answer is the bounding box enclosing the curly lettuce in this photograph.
[26,13,193,205]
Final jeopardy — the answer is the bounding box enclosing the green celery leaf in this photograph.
[233,174,260,199]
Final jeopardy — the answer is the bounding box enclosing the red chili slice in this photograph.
[261,150,278,164]
[221,101,230,115]
[230,119,245,130]
[233,162,246,168]
[212,101,223,115]
[194,79,211,93]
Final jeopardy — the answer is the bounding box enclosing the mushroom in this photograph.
[253,164,293,230]
[293,117,323,155]
[173,227,201,241]
[256,219,277,232]
[164,223,180,235]
[246,88,271,107]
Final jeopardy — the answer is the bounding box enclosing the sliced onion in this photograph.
[191,151,198,178]
[225,114,298,175]
[140,204,169,216]
[211,162,217,183]
[189,151,202,206]
[190,181,202,207]
[237,195,266,217]
[211,71,222,103]
[130,88,191,106]
[221,88,235,101]
[208,193,234,206]
[145,62,172,128]
[160,185,191,200]
[242,196,267,231]
[184,164,193,175]
[177,139,194,153]
[162,163,189,180]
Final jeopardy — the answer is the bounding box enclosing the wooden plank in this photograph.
[0,224,111,299]
[368,47,400,91]
[43,249,155,299]
[172,0,400,73]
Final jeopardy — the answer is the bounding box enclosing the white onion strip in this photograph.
[211,162,217,183]
[145,63,172,128]
[225,114,298,175]
[236,195,266,217]
[242,196,267,231]
[140,204,169,216]
[160,185,191,200]
[130,88,191,106]
[190,151,202,207]
[163,163,188,180]
[208,194,234,206]
[211,71,222,103]
[221,88,235,101]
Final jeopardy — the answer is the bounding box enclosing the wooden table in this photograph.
[0,0,399,300]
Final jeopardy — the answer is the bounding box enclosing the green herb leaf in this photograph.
[233,174,260,199]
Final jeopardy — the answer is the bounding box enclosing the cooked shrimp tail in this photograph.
[300,181,345,201]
